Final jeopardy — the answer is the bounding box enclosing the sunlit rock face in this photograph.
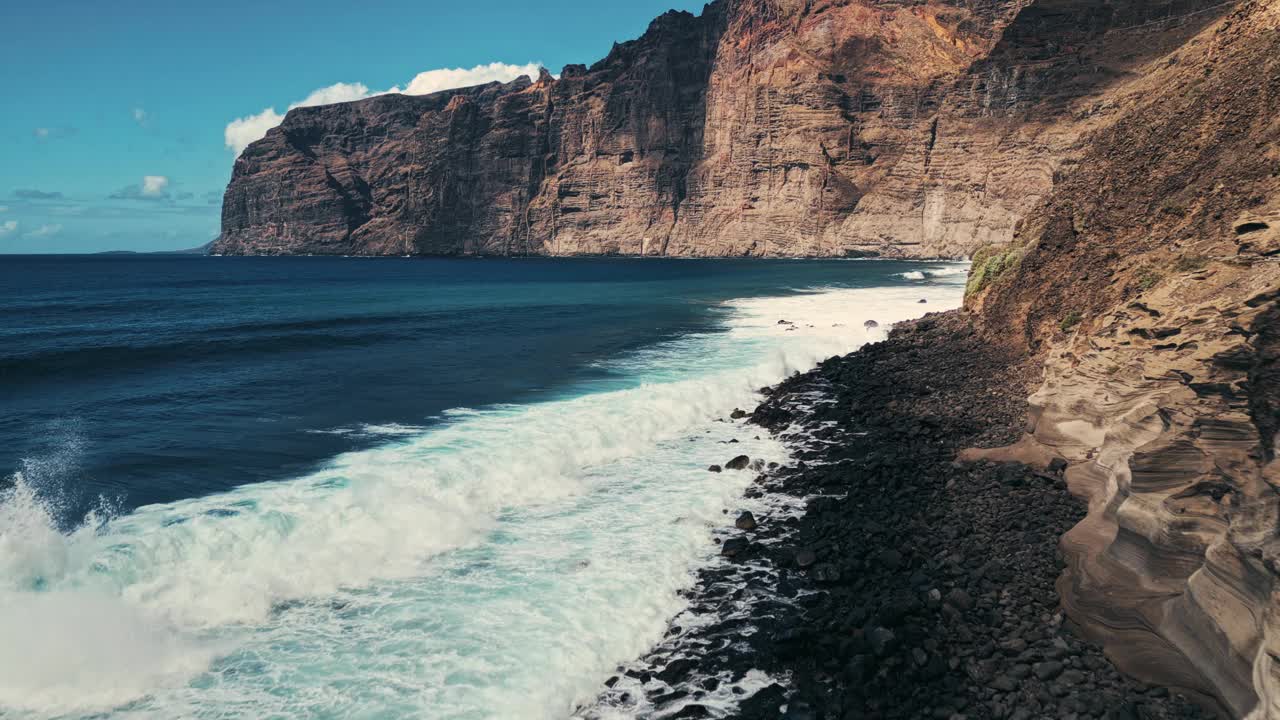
[213,0,1225,258]
[965,0,1280,714]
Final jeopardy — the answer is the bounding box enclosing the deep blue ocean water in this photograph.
[0,255,966,719]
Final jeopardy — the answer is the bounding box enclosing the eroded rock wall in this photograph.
[214,0,1227,257]
[969,0,1280,714]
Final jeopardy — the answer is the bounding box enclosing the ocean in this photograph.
[0,255,967,719]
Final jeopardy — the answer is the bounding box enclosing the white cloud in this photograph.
[398,62,544,96]
[142,175,169,197]
[0,220,17,238]
[224,63,544,156]
[110,175,172,201]
[25,223,62,239]
[33,127,77,141]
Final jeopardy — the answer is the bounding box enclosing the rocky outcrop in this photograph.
[214,0,1228,258]
[967,0,1280,715]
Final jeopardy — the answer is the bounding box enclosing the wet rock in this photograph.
[794,549,817,568]
[725,455,751,470]
[721,537,749,558]
[735,511,758,531]
[730,408,747,420]
[707,465,722,473]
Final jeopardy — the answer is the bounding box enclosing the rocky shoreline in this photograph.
[587,312,1214,719]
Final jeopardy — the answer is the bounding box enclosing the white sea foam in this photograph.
[896,265,970,281]
[0,271,966,719]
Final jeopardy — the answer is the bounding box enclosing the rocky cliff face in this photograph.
[967,0,1280,715]
[214,0,1228,257]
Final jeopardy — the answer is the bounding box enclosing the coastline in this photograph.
[587,311,1213,719]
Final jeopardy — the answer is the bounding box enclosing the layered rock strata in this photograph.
[967,0,1280,715]
[214,0,1228,258]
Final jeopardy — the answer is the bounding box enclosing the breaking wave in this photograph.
[0,274,966,719]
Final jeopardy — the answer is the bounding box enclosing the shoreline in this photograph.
[586,311,1213,719]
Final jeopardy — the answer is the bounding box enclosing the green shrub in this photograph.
[1135,266,1162,290]
[965,244,1023,297]
[1060,311,1083,333]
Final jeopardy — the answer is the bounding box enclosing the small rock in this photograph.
[735,511,757,530]
[990,675,1018,693]
[812,563,841,583]
[864,320,879,328]
[1033,661,1064,681]
[867,626,897,656]
[729,408,747,420]
[721,537,749,558]
[794,549,817,568]
[876,548,904,570]
[945,588,974,611]
[919,298,928,303]
[707,465,722,473]
[1059,669,1085,685]
[725,455,751,470]
[845,654,874,682]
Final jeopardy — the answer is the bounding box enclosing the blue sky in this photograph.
[1,0,706,253]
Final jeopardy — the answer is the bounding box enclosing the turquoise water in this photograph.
[0,256,967,719]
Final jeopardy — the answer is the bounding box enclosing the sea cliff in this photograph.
[213,0,1227,258]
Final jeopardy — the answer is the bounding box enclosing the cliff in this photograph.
[965,0,1280,715]
[213,0,1229,258]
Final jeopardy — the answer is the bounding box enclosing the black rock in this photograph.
[990,675,1018,693]
[1033,661,1065,681]
[945,588,974,611]
[708,465,723,473]
[721,537,749,558]
[657,658,697,684]
[736,511,758,531]
[725,455,751,470]
[867,626,897,657]
[876,548,904,570]
[794,549,817,568]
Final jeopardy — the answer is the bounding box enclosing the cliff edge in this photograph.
[213,0,1228,258]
